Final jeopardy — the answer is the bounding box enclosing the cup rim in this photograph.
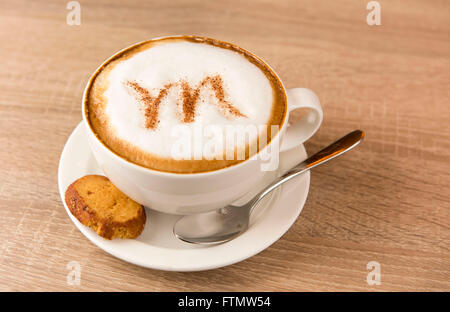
[82,35,288,178]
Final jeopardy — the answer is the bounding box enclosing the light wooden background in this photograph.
[0,0,449,291]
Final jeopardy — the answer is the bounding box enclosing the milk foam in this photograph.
[103,40,274,158]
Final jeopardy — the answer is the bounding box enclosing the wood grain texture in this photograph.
[0,0,449,291]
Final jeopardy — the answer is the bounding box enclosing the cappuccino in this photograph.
[85,36,286,173]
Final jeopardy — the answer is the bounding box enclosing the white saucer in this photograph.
[58,122,310,271]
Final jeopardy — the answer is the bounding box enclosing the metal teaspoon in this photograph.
[174,130,365,244]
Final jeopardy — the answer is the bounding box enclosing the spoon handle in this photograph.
[251,130,365,207]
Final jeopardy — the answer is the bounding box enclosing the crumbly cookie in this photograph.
[65,175,146,239]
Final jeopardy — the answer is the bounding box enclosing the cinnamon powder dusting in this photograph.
[125,75,246,130]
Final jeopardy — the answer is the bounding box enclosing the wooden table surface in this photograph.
[0,0,449,292]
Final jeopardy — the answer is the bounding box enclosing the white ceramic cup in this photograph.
[82,36,323,215]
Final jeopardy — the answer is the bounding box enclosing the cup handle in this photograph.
[280,88,323,152]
